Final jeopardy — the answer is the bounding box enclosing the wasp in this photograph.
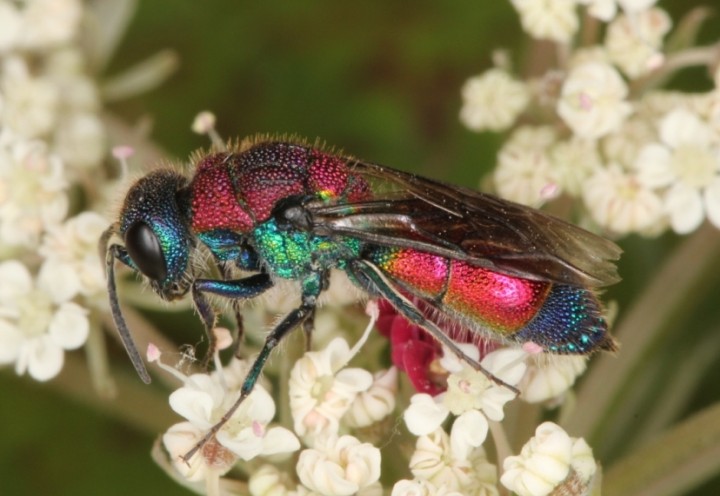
[100,137,620,460]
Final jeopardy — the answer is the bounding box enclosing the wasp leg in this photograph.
[192,273,274,370]
[182,284,318,463]
[348,260,520,395]
[214,260,247,358]
[302,310,315,351]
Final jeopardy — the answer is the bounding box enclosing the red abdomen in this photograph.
[367,247,550,335]
[366,245,609,353]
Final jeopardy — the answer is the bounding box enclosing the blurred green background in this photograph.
[2,0,720,494]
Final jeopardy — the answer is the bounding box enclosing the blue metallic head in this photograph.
[117,169,194,300]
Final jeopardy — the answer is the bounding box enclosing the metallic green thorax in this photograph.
[252,218,362,280]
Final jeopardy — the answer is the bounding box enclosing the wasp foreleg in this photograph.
[182,279,319,463]
[191,273,274,369]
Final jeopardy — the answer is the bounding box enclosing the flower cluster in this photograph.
[155,303,392,496]
[0,0,112,382]
[461,0,720,236]
[502,422,597,496]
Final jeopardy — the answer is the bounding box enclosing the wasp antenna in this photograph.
[98,224,119,267]
[104,238,152,385]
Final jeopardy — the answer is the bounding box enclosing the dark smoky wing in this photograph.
[308,160,621,287]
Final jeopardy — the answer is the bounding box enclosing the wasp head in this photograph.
[100,169,194,383]
[116,169,194,299]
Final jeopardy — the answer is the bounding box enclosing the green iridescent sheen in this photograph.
[252,218,362,279]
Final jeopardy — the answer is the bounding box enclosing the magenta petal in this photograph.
[401,340,443,395]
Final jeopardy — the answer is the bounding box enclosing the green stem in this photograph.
[85,311,117,399]
[489,420,513,496]
[603,401,720,496]
[580,8,601,48]
[565,225,720,441]
[51,351,177,435]
[631,43,720,95]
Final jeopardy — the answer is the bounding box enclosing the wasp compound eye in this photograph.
[124,221,168,281]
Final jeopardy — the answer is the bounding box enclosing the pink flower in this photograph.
[375,298,496,396]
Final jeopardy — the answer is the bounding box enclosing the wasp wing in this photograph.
[309,160,621,287]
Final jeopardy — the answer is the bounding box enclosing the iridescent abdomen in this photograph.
[367,246,607,353]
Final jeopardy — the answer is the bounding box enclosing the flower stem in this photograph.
[85,312,117,399]
[50,351,177,434]
[632,42,720,94]
[489,420,512,495]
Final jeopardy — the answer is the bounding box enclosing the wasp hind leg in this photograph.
[348,259,520,395]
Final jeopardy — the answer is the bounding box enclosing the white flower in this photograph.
[509,0,579,43]
[1,61,60,138]
[519,355,587,403]
[0,133,69,247]
[409,429,497,494]
[602,116,656,168]
[16,0,83,50]
[343,367,398,428]
[39,212,108,306]
[578,0,658,21]
[636,108,720,233]
[45,49,102,113]
[405,348,526,460]
[617,0,657,13]
[444,348,527,421]
[52,113,106,170]
[290,304,379,442]
[163,363,300,481]
[460,69,531,132]
[558,62,633,139]
[577,0,617,21]
[549,139,603,196]
[248,464,308,496]
[605,8,672,79]
[0,260,89,381]
[391,479,464,496]
[582,163,665,234]
[289,337,373,441]
[495,126,558,207]
[638,90,711,120]
[567,45,610,69]
[0,2,22,51]
[501,422,597,496]
[296,434,381,496]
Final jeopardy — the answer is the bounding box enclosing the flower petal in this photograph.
[38,261,81,303]
[24,335,64,381]
[216,426,264,461]
[259,426,301,456]
[450,410,489,461]
[635,143,674,189]
[48,302,89,349]
[660,108,711,149]
[169,388,215,428]
[0,260,32,304]
[404,394,449,436]
[665,183,704,234]
[481,348,528,385]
